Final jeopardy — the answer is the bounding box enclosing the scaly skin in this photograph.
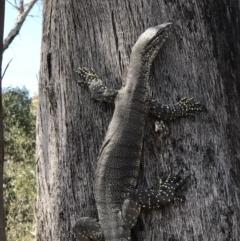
[95,23,173,241]
[72,23,201,241]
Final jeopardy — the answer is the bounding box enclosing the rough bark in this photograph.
[37,0,240,240]
[0,0,6,240]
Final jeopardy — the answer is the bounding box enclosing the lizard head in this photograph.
[132,22,172,62]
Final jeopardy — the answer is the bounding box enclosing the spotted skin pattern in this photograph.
[71,23,201,241]
[77,68,201,123]
[70,174,187,241]
[122,172,187,229]
[70,218,104,241]
[77,67,118,103]
[149,97,201,121]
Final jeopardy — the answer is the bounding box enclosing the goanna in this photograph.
[71,22,201,241]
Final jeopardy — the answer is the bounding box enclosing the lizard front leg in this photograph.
[149,97,201,122]
[76,67,118,103]
[70,217,104,241]
[121,172,187,229]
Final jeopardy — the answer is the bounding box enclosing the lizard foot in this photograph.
[177,97,201,116]
[69,217,104,241]
[76,67,118,102]
[76,67,99,85]
[155,120,168,134]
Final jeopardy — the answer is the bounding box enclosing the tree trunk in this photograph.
[37,0,240,240]
[0,0,6,240]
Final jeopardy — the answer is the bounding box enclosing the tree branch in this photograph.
[1,59,12,82]
[19,0,24,13]
[6,0,19,10]
[3,0,38,52]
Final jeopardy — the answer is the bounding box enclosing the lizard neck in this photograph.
[125,49,151,91]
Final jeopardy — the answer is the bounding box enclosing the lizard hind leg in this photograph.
[121,191,142,229]
[122,172,188,229]
[70,217,104,241]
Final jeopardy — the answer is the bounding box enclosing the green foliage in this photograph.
[3,87,35,163]
[3,87,37,241]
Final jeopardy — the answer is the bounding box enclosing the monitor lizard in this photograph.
[71,22,201,241]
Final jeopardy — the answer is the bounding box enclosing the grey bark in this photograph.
[0,0,6,240]
[37,0,240,240]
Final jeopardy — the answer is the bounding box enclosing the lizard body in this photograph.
[71,23,201,241]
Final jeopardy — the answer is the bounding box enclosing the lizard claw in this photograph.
[155,120,168,134]
[76,67,99,85]
[158,171,189,204]
[174,194,186,202]
[177,97,202,116]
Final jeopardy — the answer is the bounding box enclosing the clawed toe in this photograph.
[76,67,99,85]
[178,97,202,116]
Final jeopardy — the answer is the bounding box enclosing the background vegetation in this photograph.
[3,87,37,241]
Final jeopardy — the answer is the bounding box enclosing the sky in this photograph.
[2,1,42,96]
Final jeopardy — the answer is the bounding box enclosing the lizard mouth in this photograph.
[154,22,172,37]
[130,22,173,67]
[144,22,172,60]
[148,22,172,47]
